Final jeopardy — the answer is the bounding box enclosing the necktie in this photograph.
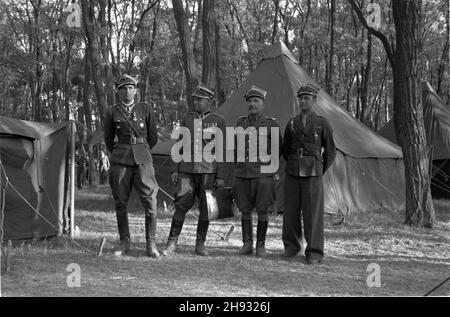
[302,114,307,129]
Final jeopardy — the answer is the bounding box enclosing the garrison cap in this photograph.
[116,74,138,89]
[297,83,320,98]
[192,83,214,99]
[244,85,267,101]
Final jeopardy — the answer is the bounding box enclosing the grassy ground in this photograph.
[1,186,449,297]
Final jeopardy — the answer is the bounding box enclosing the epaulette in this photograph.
[239,115,247,119]
[265,116,276,121]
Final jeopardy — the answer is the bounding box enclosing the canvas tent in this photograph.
[0,116,70,240]
[379,81,450,199]
[154,41,406,214]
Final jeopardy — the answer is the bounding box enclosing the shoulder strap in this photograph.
[117,105,143,138]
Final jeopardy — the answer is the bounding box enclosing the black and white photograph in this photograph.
[0,0,449,300]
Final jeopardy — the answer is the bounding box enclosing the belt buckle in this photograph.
[131,136,136,145]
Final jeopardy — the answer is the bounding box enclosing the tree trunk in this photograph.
[31,0,42,121]
[63,34,74,121]
[360,31,372,125]
[392,0,435,228]
[81,0,108,124]
[202,0,216,89]
[326,0,336,94]
[172,0,198,110]
[215,19,225,106]
[271,0,280,44]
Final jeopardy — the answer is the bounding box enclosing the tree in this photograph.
[172,0,198,110]
[350,0,435,228]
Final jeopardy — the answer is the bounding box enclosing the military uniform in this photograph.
[163,84,226,256]
[104,74,160,257]
[233,86,283,257]
[282,84,336,263]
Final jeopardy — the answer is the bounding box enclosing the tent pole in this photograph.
[70,121,76,239]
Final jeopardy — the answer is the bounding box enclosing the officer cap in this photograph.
[116,74,138,89]
[192,83,214,99]
[297,83,320,98]
[244,85,267,101]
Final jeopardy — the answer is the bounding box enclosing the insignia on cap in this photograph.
[244,85,267,101]
[116,74,138,89]
[192,83,214,99]
[296,83,320,98]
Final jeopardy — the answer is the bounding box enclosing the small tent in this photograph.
[379,81,450,199]
[155,42,406,214]
[0,116,70,240]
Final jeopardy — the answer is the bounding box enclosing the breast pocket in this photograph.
[114,120,124,131]
[137,119,146,133]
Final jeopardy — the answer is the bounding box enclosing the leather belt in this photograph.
[118,136,145,144]
[292,148,320,157]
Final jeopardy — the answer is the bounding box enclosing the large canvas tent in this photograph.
[379,81,450,199]
[0,116,70,240]
[155,42,406,214]
[0,115,178,241]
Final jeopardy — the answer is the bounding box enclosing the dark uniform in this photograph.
[104,74,160,257]
[282,84,336,263]
[163,84,226,256]
[233,86,282,257]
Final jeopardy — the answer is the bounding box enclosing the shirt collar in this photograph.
[198,111,211,120]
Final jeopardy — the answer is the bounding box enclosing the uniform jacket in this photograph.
[282,112,336,177]
[234,114,282,178]
[104,102,158,166]
[173,111,226,179]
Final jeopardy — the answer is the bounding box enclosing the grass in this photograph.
[1,185,449,297]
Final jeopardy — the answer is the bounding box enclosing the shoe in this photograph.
[239,218,253,255]
[195,242,209,256]
[115,239,130,256]
[195,221,209,256]
[255,242,266,257]
[162,240,177,256]
[306,257,322,265]
[255,221,268,258]
[146,240,160,258]
[239,242,253,255]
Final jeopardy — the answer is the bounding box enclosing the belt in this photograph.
[118,136,145,145]
[292,148,320,157]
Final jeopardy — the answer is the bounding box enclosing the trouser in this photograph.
[172,173,215,222]
[109,162,159,241]
[233,177,274,222]
[282,174,324,260]
[168,173,215,244]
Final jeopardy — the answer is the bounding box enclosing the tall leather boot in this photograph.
[116,212,130,255]
[145,213,160,258]
[256,221,268,257]
[238,219,253,255]
[195,220,209,256]
[161,218,184,256]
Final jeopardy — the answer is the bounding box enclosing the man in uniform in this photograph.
[104,74,160,258]
[233,85,282,257]
[282,84,336,264]
[162,84,226,256]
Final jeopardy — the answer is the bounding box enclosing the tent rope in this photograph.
[431,180,450,194]
[431,160,449,178]
[0,159,7,244]
[349,156,403,202]
[0,161,95,254]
